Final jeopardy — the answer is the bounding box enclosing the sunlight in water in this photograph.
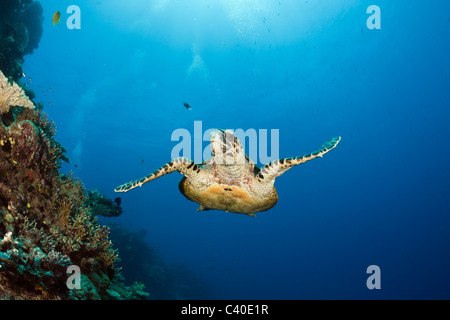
[218,0,272,38]
[95,0,358,47]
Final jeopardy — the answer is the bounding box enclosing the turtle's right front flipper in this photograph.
[114,157,198,192]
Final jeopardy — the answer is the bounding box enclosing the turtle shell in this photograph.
[178,177,278,216]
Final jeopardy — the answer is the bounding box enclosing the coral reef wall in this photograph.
[0,100,147,299]
[108,223,210,300]
[0,0,44,82]
[0,1,148,300]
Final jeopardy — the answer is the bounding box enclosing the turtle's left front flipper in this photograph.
[115,157,199,192]
[257,136,341,181]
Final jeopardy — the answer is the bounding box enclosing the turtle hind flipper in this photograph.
[114,157,197,193]
[258,136,341,181]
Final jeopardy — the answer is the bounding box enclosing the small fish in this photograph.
[183,102,192,110]
[114,197,122,206]
[53,11,61,26]
[141,158,144,164]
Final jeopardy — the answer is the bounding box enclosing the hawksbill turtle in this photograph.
[114,130,341,216]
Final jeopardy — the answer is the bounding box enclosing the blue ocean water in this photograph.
[23,0,450,299]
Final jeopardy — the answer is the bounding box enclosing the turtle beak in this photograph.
[210,130,227,157]
[210,130,238,164]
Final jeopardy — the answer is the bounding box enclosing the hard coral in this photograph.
[0,104,146,299]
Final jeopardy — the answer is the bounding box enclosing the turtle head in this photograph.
[210,129,245,165]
